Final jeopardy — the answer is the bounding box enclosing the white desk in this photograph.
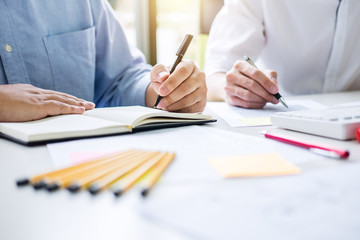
[1,91,360,240]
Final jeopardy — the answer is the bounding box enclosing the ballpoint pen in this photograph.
[260,130,350,159]
[154,34,193,109]
[244,56,288,108]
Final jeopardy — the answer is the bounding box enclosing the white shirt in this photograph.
[205,0,360,96]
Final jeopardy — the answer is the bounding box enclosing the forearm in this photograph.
[206,72,227,102]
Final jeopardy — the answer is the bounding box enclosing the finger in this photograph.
[162,87,206,112]
[150,64,170,84]
[159,70,205,107]
[226,95,266,109]
[43,94,93,109]
[41,88,83,101]
[41,89,95,109]
[158,60,195,97]
[42,100,86,116]
[226,70,277,103]
[234,61,278,94]
[23,84,86,104]
[173,101,205,113]
[225,85,269,103]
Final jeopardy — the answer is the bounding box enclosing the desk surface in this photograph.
[1,91,360,240]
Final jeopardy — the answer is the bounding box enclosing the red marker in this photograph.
[356,127,360,143]
[260,131,350,159]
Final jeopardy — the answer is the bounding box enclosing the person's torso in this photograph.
[258,0,360,95]
[0,0,96,101]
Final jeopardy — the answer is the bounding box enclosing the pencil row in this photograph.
[16,149,175,197]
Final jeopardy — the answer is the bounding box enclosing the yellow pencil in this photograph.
[68,151,158,193]
[140,152,175,197]
[16,149,137,189]
[44,150,147,191]
[17,149,175,197]
[111,152,168,197]
[46,150,153,191]
[87,151,162,194]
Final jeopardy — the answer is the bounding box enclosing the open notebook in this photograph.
[0,106,216,145]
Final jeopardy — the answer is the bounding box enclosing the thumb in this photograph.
[151,64,170,84]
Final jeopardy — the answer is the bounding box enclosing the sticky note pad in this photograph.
[238,117,272,126]
[208,152,301,178]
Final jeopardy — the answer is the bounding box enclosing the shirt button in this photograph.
[5,44,12,53]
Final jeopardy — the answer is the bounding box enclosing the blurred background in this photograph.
[108,0,223,70]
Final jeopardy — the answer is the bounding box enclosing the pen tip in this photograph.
[279,98,289,108]
[259,130,267,135]
[154,96,162,109]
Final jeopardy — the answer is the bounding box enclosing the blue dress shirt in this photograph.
[0,0,152,107]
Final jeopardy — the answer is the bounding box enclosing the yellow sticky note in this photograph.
[208,152,301,178]
[238,117,272,126]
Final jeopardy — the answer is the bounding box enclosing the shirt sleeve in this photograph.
[90,0,152,107]
[204,0,265,76]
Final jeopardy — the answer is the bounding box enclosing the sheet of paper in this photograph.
[140,163,360,240]
[46,126,356,239]
[69,152,114,165]
[207,99,326,127]
[47,126,318,183]
[208,152,301,178]
[333,101,360,107]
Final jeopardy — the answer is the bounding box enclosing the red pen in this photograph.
[260,131,350,159]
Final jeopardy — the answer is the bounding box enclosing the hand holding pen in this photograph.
[148,34,207,113]
[223,56,288,109]
[244,56,288,108]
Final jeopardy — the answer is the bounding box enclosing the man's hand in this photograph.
[0,84,95,122]
[146,60,207,113]
[225,60,279,108]
[207,61,280,109]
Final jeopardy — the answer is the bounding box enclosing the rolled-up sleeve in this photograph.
[205,0,265,76]
[90,0,152,107]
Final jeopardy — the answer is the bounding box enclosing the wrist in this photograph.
[145,84,158,107]
[206,72,226,102]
